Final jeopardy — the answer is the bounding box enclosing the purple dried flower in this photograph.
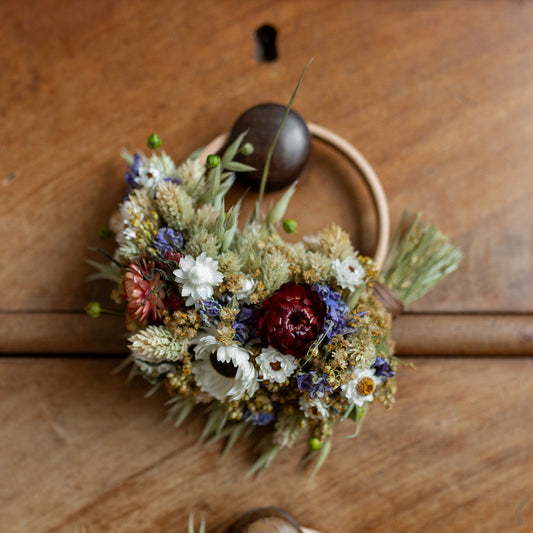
[197,298,221,325]
[243,409,276,426]
[125,153,143,187]
[154,227,184,255]
[313,283,356,340]
[232,304,258,345]
[163,177,182,185]
[372,356,395,379]
[296,372,333,399]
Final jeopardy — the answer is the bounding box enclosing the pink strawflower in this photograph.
[123,259,165,324]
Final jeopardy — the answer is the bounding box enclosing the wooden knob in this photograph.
[226,507,303,533]
[227,103,311,191]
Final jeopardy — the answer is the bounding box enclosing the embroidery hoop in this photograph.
[200,123,390,269]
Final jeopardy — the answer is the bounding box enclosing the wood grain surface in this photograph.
[1,0,533,353]
[1,357,531,532]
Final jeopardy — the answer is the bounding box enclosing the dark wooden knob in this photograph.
[228,103,311,191]
[226,507,303,533]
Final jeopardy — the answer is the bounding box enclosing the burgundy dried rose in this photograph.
[257,282,326,358]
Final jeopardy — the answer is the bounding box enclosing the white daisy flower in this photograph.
[332,256,365,291]
[173,252,224,306]
[341,368,379,407]
[191,334,258,401]
[257,347,298,383]
[299,396,329,419]
[135,166,165,196]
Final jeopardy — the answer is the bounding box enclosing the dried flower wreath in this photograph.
[87,72,461,474]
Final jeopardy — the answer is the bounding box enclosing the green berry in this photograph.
[282,219,298,234]
[84,301,101,318]
[240,142,254,156]
[206,154,220,168]
[147,133,162,149]
[308,437,323,451]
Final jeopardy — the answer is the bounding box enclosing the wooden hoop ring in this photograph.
[200,123,390,269]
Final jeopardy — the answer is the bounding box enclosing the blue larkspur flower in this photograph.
[313,283,356,340]
[296,372,333,399]
[154,227,184,255]
[242,408,275,426]
[163,177,182,185]
[232,304,258,345]
[196,298,221,326]
[125,153,143,187]
[372,356,395,379]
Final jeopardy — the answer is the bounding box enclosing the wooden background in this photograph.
[1,1,532,531]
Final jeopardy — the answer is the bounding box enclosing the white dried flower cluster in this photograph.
[173,252,224,305]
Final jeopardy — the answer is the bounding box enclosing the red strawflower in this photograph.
[257,282,326,358]
[123,259,165,324]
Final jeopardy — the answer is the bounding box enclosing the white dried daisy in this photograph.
[173,252,224,305]
[299,396,329,419]
[191,334,258,401]
[135,166,165,196]
[341,368,379,407]
[257,347,298,383]
[332,256,365,291]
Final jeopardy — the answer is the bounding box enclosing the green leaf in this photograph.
[265,180,298,225]
[85,258,121,283]
[222,131,248,165]
[347,404,369,438]
[253,59,312,222]
[220,421,251,460]
[222,160,256,173]
[200,405,228,442]
[121,150,135,166]
[311,438,332,478]
[246,445,280,478]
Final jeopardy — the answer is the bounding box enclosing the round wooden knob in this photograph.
[226,507,303,533]
[227,103,311,191]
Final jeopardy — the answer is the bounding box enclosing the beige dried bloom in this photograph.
[317,224,355,260]
[155,181,194,230]
[184,226,220,258]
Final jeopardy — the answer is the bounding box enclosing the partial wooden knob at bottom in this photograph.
[225,507,323,533]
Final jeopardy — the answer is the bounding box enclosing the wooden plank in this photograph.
[392,314,533,355]
[1,312,532,355]
[1,357,531,532]
[1,0,533,327]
